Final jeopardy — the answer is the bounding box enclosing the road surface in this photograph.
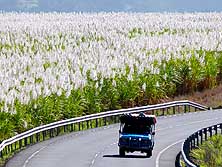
[6,109,222,167]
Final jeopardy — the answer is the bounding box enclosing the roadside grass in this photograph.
[190,135,222,167]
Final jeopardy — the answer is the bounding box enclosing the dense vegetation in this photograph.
[1,13,222,141]
[0,49,222,141]
[191,135,222,167]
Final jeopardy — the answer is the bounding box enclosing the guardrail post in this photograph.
[5,146,8,155]
[214,125,218,135]
[173,106,176,114]
[204,128,207,141]
[0,150,2,159]
[200,130,203,144]
[191,135,195,148]
[82,122,84,130]
[63,126,66,133]
[10,144,12,152]
[104,117,107,126]
[31,135,34,144]
[48,129,51,138]
[71,123,74,132]
[220,124,222,134]
[56,127,60,136]
[189,137,192,150]
[209,127,213,137]
[87,121,89,129]
[195,107,198,112]
[8,145,10,154]
[0,149,3,159]
[78,122,81,131]
[96,119,98,128]
[184,105,187,113]
[19,140,22,149]
[42,131,45,140]
[24,137,27,146]
[36,133,39,142]
[195,132,199,147]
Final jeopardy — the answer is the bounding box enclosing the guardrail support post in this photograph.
[204,128,207,141]
[63,126,66,133]
[192,135,195,148]
[31,135,33,144]
[15,141,17,150]
[96,119,98,128]
[43,131,45,140]
[82,122,84,130]
[184,105,187,113]
[104,117,107,126]
[8,145,10,153]
[195,107,198,112]
[209,127,213,137]
[24,137,27,146]
[196,133,199,147]
[10,143,14,151]
[0,149,3,159]
[87,121,89,129]
[19,140,22,149]
[220,124,222,134]
[200,130,203,144]
[0,150,2,159]
[173,106,176,114]
[214,125,218,135]
[78,122,81,131]
[5,146,8,155]
[71,124,74,132]
[56,127,58,136]
[36,133,39,142]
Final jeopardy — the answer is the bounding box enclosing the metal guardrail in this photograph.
[0,100,208,161]
[181,123,222,167]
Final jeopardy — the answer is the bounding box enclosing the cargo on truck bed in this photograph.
[118,113,156,157]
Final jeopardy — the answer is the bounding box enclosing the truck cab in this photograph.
[118,113,156,157]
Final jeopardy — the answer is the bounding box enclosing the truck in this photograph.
[118,112,156,157]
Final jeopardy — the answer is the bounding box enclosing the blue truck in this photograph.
[118,113,156,157]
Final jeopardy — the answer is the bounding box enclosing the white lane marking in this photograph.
[21,110,222,167]
[155,116,222,167]
[155,139,184,167]
[90,142,117,167]
[23,146,47,167]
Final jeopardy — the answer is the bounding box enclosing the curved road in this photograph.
[6,109,222,167]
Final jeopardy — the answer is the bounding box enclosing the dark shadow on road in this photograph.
[103,154,150,159]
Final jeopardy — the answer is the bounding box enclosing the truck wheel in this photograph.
[119,148,125,157]
[146,150,152,157]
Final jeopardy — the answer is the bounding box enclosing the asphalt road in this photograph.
[6,109,222,167]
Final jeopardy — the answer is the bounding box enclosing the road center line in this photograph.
[155,139,184,167]
[23,146,47,167]
[22,111,222,167]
